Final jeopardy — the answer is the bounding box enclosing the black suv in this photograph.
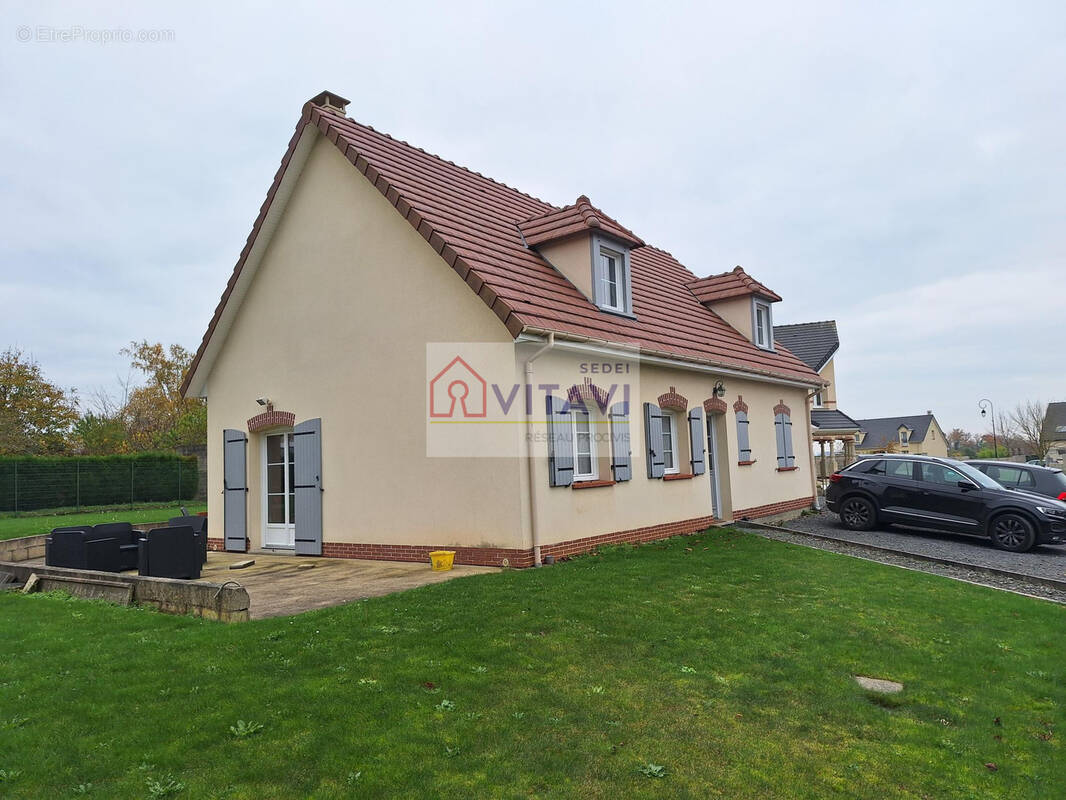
[965,460,1066,502]
[825,454,1066,551]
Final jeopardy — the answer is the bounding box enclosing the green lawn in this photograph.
[0,529,1062,798]
[0,503,207,541]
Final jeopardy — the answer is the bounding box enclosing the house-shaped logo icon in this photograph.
[429,356,487,418]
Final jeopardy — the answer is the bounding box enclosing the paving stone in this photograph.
[297,563,315,570]
[855,675,903,693]
[229,559,256,570]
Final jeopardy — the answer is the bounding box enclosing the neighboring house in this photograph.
[1043,402,1066,467]
[854,413,949,457]
[180,90,825,568]
[773,320,861,475]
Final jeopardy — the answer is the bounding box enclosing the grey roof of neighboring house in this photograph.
[773,320,839,372]
[1044,402,1066,441]
[855,414,936,450]
[811,409,861,432]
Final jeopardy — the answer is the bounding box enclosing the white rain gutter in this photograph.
[523,332,555,566]
[515,329,824,390]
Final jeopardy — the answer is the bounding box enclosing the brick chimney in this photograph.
[308,90,350,115]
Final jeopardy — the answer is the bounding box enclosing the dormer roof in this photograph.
[517,195,644,249]
[686,266,782,304]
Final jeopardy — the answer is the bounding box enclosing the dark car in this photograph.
[965,460,1066,502]
[825,454,1066,552]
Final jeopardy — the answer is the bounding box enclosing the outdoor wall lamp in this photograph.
[713,381,726,398]
[256,397,271,406]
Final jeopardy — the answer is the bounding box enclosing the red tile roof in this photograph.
[181,96,822,395]
[686,266,783,304]
[517,195,644,248]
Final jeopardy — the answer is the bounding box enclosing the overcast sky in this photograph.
[2,1,1064,435]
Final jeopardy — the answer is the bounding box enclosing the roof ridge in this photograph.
[774,320,838,329]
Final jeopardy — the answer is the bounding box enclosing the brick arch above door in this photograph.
[247,409,296,433]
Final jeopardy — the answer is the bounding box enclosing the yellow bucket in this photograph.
[429,550,456,571]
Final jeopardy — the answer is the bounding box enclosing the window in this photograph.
[572,408,598,480]
[885,460,915,480]
[987,465,1036,489]
[595,241,630,314]
[736,411,752,461]
[919,462,968,487]
[812,391,823,408]
[662,412,679,474]
[855,459,886,475]
[752,300,773,350]
[899,428,910,446]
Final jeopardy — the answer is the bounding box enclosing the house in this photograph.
[1043,402,1066,467]
[854,413,948,457]
[772,320,861,476]
[180,90,825,567]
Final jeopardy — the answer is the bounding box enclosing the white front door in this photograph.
[707,415,722,518]
[263,432,295,549]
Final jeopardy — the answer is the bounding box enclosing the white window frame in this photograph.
[662,412,680,474]
[812,391,823,408]
[572,408,598,481]
[592,236,631,315]
[261,430,296,549]
[899,428,910,446]
[752,299,774,350]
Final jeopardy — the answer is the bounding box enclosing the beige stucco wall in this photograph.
[538,236,593,302]
[817,358,837,408]
[204,132,525,551]
[525,352,815,545]
[708,296,754,341]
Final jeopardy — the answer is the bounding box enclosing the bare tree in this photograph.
[1009,400,1050,461]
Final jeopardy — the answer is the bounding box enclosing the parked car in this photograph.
[965,460,1066,502]
[826,454,1066,551]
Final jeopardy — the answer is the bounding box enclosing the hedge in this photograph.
[0,453,199,513]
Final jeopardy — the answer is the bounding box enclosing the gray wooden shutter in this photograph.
[784,414,795,467]
[293,418,323,556]
[546,395,574,487]
[775,413,790,468]
[688,407,706,475]
[736,412,751,461]
[609,401,631,482]
[644,402,665,479]
[222,429,248,552]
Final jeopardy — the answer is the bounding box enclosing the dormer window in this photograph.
[752,299,774,350]
[899,428,910,446]
[595,239,630,314]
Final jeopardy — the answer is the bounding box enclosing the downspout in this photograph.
[805,386,825,508]
[524,332,555,566]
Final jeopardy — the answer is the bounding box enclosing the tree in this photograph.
[947,428,978,457]
[72,413,128,454]
[1010,400,1051,461]
[121,341,206,450]
[0,347,79,454]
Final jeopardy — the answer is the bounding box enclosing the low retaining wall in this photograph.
[0,533,249,622]
[1,561,250,622]
[0,534,46,562]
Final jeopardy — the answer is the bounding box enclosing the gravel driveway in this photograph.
[768,510,1066,584]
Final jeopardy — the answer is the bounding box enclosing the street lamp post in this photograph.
[979,399,997,457]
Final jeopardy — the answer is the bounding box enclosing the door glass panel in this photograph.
[266,434,284,464]
[920,463,966,486]
[267,463,285,493]
[885,460,913,479]
[288,493,295,524]
[268,495,286,524]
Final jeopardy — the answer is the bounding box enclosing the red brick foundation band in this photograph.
[322,514,725,568]
[732,496,815,520]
